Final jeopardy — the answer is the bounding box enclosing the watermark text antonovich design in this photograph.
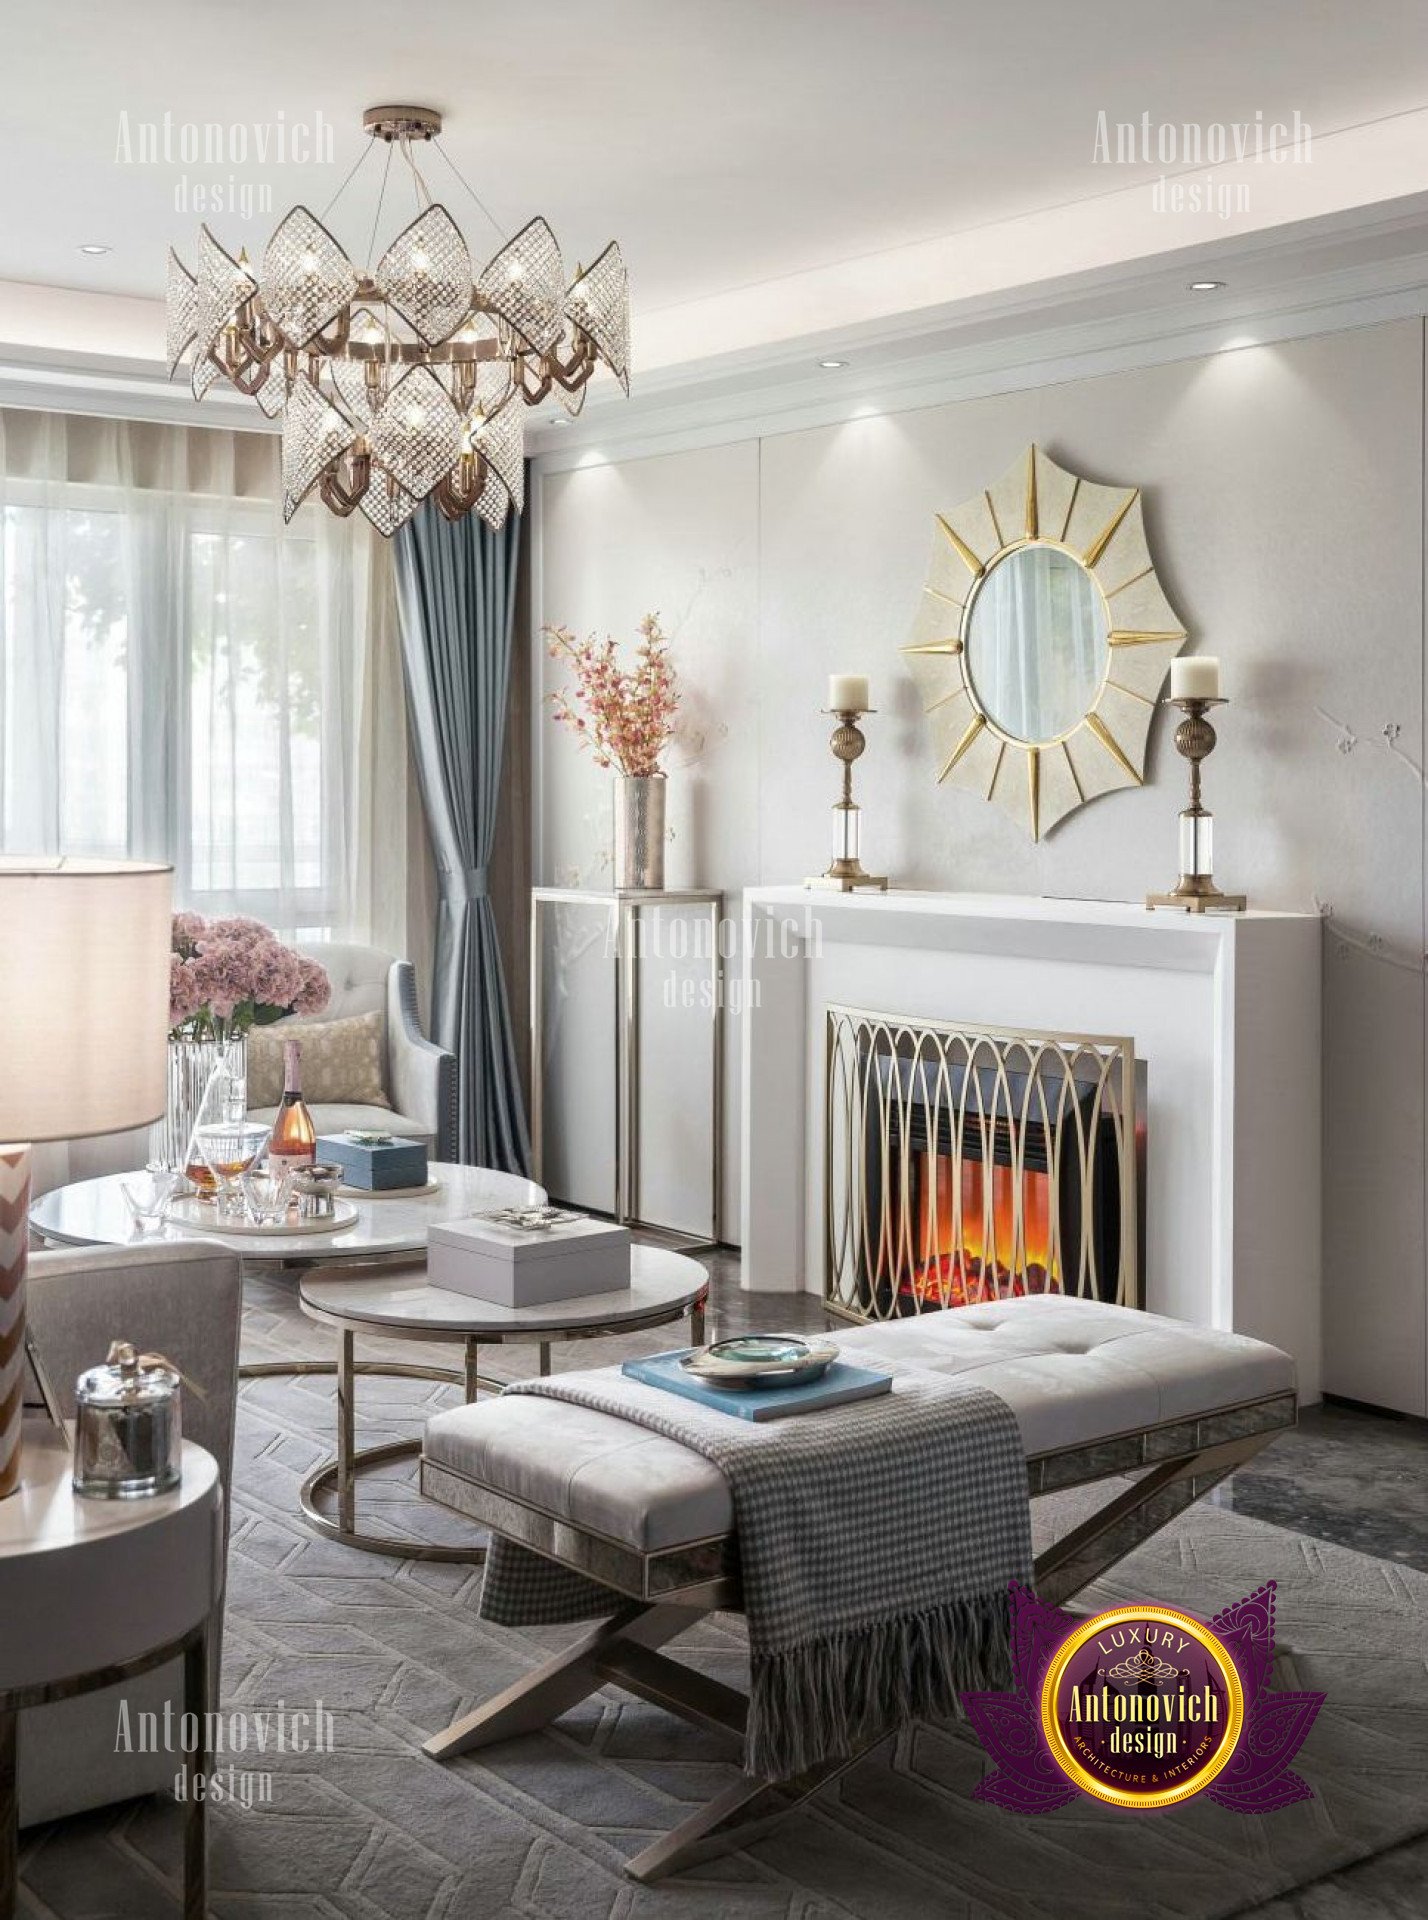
[114,110,335,217]
[1093,109,1312,220]
[115,1696,334,1811]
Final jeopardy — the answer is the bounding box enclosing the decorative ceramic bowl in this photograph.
[680,1335,839,1391]
[477,1205,586,1233]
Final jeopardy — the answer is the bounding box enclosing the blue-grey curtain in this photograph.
[393,503,531,1175]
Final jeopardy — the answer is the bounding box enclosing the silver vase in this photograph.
[161,1034,248,1174]
[614,775,667,891]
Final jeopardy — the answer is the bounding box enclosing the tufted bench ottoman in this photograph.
[420,1296,1295,1880]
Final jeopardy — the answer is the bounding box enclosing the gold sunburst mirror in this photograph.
[903,446,1187,839]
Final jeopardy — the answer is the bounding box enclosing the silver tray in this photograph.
[162,1194,360,1237]
[680,1335,839,1391]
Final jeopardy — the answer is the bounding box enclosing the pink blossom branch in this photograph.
[545,613,680,777]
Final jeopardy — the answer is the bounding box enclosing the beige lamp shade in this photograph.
[0,860,172,1143]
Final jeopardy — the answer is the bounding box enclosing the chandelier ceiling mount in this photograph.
[362,104,445,143]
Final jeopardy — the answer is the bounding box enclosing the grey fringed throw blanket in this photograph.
[477,1363,1032,1781]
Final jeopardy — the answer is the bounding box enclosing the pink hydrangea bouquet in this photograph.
[545,613,680,776]
[168,913,330,1042]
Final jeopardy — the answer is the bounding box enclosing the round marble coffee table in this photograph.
[30,1163,547,1393]
[29,1163,544,1264]
[296,1246,709,1562]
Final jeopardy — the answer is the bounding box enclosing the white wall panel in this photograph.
[537,442,760,1245]
[535,320,1426,1412]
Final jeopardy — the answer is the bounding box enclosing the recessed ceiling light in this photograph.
[78,243,112,256]
[548,416,573,427]
[818,358,848,369]
[1187,279,1225,292]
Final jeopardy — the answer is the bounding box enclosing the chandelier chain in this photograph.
[364,140,395,270]
[318,133,377,223]
[430,137,508,243]
[398,134,436,211]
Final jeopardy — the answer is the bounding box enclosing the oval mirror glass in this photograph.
[965,545,1109,744]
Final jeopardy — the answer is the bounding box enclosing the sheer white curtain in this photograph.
[0,408,417,942]
[0,409,430,1192]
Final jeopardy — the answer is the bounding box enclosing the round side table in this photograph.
[296,1247,709,1562]
[0,1425,221,1919]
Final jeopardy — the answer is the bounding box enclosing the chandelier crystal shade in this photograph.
[165,105,628,532]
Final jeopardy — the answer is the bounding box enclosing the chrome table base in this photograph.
[296,1332,553,1564]
[1,1621,211,1918]
[295,1297,707,1564]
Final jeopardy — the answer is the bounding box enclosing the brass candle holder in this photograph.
[1146,695,1246,913]
[805,709,888,892]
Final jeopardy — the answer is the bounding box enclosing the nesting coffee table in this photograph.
[297,1248,709,1561]
[29,1163,545,1269]
[31,1169,709,1563]
[28,1162,546,1390]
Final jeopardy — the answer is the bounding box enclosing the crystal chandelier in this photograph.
[164,105,628,534]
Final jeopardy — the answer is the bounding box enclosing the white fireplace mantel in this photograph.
[739,888,1323,1401]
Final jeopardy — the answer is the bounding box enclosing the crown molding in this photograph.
[530,243,1428,473]
[0,344,266,431]
[5,220,1428,458]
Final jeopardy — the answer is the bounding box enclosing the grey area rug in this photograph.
[16,1268,1428,1919]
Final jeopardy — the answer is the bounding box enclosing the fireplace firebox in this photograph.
[825,1007,1145,1320]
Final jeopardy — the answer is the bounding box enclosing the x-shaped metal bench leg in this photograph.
[424,1419,1288,1879]
[423,1601,708,1760]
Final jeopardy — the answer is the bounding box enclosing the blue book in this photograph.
[620,1348,893,1422]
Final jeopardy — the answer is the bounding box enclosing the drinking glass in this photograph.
[240,1164,293,1228]
[194,1120,271,1218]
[120,1163,181,1234]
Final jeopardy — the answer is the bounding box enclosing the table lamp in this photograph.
[0,859,171,1496]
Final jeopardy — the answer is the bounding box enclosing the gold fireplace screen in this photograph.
[825,1006,1141,1320]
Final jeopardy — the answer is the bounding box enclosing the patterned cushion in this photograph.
[246,1011,390,1109]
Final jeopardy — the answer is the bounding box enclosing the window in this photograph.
[0,455,371,937]
[3,502,128,859]
[186,515,331,922]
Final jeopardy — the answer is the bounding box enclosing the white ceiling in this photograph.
[3,0,1428,382]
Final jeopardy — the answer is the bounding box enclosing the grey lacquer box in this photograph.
[427,1215,632,1307]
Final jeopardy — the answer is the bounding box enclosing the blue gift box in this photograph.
[316,1133,428,1191]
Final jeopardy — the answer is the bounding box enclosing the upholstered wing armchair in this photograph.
[246,944,457,1162]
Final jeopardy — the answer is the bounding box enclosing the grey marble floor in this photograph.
[1217,1399,1428,1575]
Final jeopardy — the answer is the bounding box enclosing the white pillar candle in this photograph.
[1170,656,1221,700]
[828,673,870,712]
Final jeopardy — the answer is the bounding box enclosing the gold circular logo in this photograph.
[1039,1603,1246,1809]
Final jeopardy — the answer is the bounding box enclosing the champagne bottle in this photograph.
[267,1038,317,1176]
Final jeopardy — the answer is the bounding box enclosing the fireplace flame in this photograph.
[910,1149,1059,1306]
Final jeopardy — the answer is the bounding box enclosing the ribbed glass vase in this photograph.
[161,1034,248,1178]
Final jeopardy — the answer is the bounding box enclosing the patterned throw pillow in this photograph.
[246,1011,390,1109]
